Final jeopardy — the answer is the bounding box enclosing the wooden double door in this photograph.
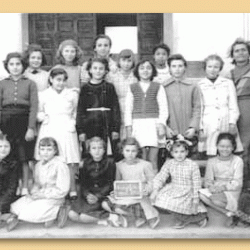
[28,13,163,69]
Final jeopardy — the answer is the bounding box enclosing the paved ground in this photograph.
[0,207,249,239]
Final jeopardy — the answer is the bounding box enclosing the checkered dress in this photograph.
[153,158,207,215]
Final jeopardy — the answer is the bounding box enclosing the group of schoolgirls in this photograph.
[0,34,249,231]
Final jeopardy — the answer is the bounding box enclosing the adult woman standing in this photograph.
[228,38,250,186]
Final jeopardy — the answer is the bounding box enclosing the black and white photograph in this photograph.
[0,13,250,239]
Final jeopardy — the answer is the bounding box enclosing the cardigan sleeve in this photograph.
[76,85,87,135]
[228,79,240,124]
[189,84,202,131]
[41,160,70,199]
[95,158,116,200]
[37,91,46,122]
[156,85,168,126]
[226,156,243,191]
[28,80,38,129]
[124,86,134,127]
[153,160,171,191]
[109,84,121,133]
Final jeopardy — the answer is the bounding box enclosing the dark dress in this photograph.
[0,158,18,213]
[71,156,116,219]
[76,80,121,156]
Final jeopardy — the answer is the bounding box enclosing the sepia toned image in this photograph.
[0,13,250,239]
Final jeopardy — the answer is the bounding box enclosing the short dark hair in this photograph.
[3,52,28,74]
[167,54,187,68]
[203,54,224,71]
[216,132,237,152]
[133,59,157,81]
[23,44,47,67]
[93,34,112,50]
[48,68,68,86]
[170,140,190,153]
[86,57,109,78]
[153,43,171,57]
[229,38,250,64]
[39,137,60,156]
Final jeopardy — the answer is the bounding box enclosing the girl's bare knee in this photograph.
[68,210,79,221]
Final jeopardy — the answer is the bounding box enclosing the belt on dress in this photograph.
[86,107,111,111]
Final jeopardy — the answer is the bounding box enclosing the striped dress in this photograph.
[153,158,207,214]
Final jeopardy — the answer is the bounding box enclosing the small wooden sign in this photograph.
[114,180,142,199]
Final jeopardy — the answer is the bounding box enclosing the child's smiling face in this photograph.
[217,139,233,158]
[62,45,76,64]
[138,61,153,81]
[50,74,66,93]
[0,140,11,160]
[154,48,168,67]
[29,51,43,69]
[94,38,111,58]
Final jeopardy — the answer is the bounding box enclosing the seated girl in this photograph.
[151,140,208,229]
[102,137,160,229]
[68,137,125,226]
[6,137,70,231]
[200,133,244,225]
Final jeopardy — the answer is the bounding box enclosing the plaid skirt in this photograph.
[0,105,35,162]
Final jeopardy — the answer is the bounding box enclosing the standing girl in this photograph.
[111,49,137,140]
[53,39,83,90]
[200,133,243,221]
[68,137,119,225]
[125,60,168,173]
[152,43,171,85]
[7,137,70,231]
[76,58,120,156]
[0,134,18,224]
[198,54,243,156]
[164,54,201,142]
[102,137,160,228]
[35,68,80,199]
[150,140,208,229]
[23,44,49,92]
[80,34,117,83]
[0,52,38,196]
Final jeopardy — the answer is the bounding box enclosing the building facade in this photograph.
[0,13,249,78]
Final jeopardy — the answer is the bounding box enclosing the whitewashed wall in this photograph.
[0,13,28,79]
[165,13,248,75]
